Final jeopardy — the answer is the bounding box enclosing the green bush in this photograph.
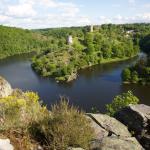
[106,91,139,116]
[30,98,94,150]
[0,90,49,131]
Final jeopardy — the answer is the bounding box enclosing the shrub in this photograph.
[1,92,94,149]
[0,90,49,131]
[106,91,139,116]
[30,98,94,150]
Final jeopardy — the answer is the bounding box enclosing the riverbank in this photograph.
[0,51,36,60]
[66,55,138,83]
[1,53,150,112]
[100,55,138,64]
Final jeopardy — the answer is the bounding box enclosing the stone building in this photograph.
[90,25,94,32]
[68,35,73,45]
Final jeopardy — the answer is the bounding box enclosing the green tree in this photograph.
[121,68,131,82]
[106,91,139,116]
[131,71,139,83]
[84,33,95,54]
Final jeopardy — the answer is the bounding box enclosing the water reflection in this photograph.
[0,54,149,112]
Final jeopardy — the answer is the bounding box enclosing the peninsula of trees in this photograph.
[32,24,145,82]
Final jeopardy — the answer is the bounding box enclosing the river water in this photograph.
[0,54,150,112]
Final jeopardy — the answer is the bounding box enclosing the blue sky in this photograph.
[0,0,150,29]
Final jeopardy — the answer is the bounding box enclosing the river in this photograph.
[0,53,150,112]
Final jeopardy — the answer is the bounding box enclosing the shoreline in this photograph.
[0,51,138,83]
[62,55,138,83]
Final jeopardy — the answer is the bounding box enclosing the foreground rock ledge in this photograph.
[87,113,144,150]
[0,76,12,98]
[0,77,146,150]
[115,104,150,150]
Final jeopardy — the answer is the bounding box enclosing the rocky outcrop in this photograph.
[87,113,143,150]
[86,115,108,140]
[94,136,144,150]
[0,76,12,98]
[0,77,147,150]
[88,114,131,137]
[115,104,150,149]
[0,139,14,150]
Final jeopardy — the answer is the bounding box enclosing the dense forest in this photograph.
[121,24,150,85]
[0,25,51,59]
[0,24,150,82]
[32,24,150,82]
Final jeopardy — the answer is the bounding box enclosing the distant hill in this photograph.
[0,25,51,59]
[0,23,150,59]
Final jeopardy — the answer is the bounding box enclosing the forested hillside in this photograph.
[1,24,150,82]
[0,25,51,59]
[32,24,150,82]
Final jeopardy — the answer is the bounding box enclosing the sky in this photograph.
[0,0,150,29]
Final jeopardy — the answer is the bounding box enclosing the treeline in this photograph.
[0,25,51,59]
[1,24,150,82]
[121,23,150,85]
[32,24,146,82]
[140,34,150,54]
[122,55,150,85]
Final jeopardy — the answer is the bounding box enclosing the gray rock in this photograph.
[115,104,150,149]
[87,113,131,137]
[86,113,143,150]
[0,76,12,98]
[0,139,14,150]
[86,116,108,140]
[98,136,144,150]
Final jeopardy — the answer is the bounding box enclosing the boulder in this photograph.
[87,113,131,137]
[86,116,108,140]
[97,136,144,150]
[0,76,12,98]
[86,113,143,150]
[115,104,150,149]
[0,139,14,150]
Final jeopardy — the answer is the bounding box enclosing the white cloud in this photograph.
[0,15,10,23]
[0,0,150,29]
[143,3,150,8]
[136,13,150,20]
[114,14,123,20]
[128,0,135,4]
[7,3,36,18]
[99,16,112,24]
[0,0,89,28]
[97,13,150,25]
[112,4,121,8]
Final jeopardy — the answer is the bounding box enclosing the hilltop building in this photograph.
[90,25,94,32]
[68,35,73,45]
